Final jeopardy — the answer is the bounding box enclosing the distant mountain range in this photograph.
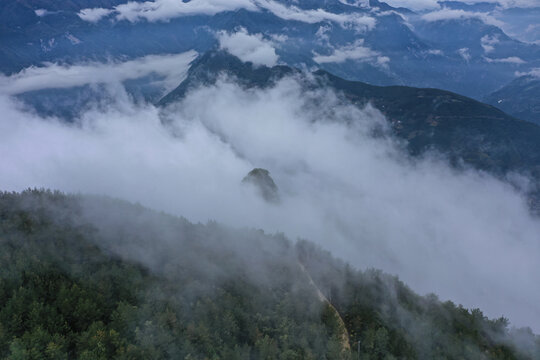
[485,75,540,125]
[1,0,539,100]
[161,51,540,192]
[2,2,540,356]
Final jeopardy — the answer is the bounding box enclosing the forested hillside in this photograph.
[0,190,538,359]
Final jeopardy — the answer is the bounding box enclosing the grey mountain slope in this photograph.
[1,0,538,99]
[485,75,540,125]
[160,51,540,184]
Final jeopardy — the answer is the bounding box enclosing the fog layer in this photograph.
[1,73,539,330]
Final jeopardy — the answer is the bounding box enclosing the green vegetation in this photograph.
[0,190,538,359]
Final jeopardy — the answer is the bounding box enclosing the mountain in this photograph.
[1,0,539,99]
[1,189,538,359]
[160,51,540,184]
[485,75,540,125]
[242,168,280,203]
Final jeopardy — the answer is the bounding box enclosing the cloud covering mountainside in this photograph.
[1,1,540,357]
[1,0,539,99]
[1,52,540,332]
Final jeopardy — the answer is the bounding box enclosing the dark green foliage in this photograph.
[0,190,538,359]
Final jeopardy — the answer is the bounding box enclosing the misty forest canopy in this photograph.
[2,0,540,359]
[2,50,540,360]
[1,190,539,359]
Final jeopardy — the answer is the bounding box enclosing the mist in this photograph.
[1,68,539,332]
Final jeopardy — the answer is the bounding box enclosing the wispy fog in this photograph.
[0,51,197,96]
[1,66,539,331]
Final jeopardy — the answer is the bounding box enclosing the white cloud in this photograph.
[382,0,538,11]
[65,33,82,45]
[315,25,332,43]
[515,67,540,78]
[339,0,370,7]
[255,0,376,31]
[2,74,540,333]
[313,40,389,67]
[485,56,526,64]
[421,8,505,27]
[426,49,444,55]
[78,0,376,32]
[481,34,500,53]
[114,0,258,22]
[462,0,540,8]
[269,34,288,43]
[383,0,440,11]
[35,9,50,17]
[0,51,197,95]
[458,47,471,61]
[78,7,114,22]
[376,55,390,66]
[218,28,279,67]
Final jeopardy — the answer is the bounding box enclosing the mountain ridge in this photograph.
[1,189,538,359]
[160,51,540,180]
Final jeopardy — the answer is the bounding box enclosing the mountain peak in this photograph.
[158,50,296,106]
[242,168,280,203]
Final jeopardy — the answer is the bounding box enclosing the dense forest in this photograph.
[0,190,539,359]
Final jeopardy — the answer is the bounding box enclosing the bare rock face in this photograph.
[242,168,279,203]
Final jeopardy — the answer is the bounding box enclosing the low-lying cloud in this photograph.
[78,0,376,31]
[0,51,197,96]
[218,28,279,67]
[255,0,376,31]
[481,34,499,53]
[114,0,258,22]
[383,0,440,11]
[485,56,526,64]
[383,0,539,11]
[1,66,540,333]
[313,40,389,67]
[516,67,540,78]
[464,0,540,8]
[78,7,114,22]
[421,8,504,27]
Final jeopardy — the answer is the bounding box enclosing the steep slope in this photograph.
[1,189,538,359]
[485,75,540,125]
[160,51,540,181]
[1,0,538,99]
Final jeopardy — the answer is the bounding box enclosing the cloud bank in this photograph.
[383,0,539,11]
[313,40,389,67]
[114,0,258,22]
[78,7,114,22]
[218,28,279,66]
[255,0,376,30]
[383,0,440,11]
[481,34,499,53]
[78,0,376,31]
[0,51,197,95]
[485,56,526,64]
[1,70,540,332]
[463,0,540,8]
[515,67,540,78]
[421,8,504,27]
